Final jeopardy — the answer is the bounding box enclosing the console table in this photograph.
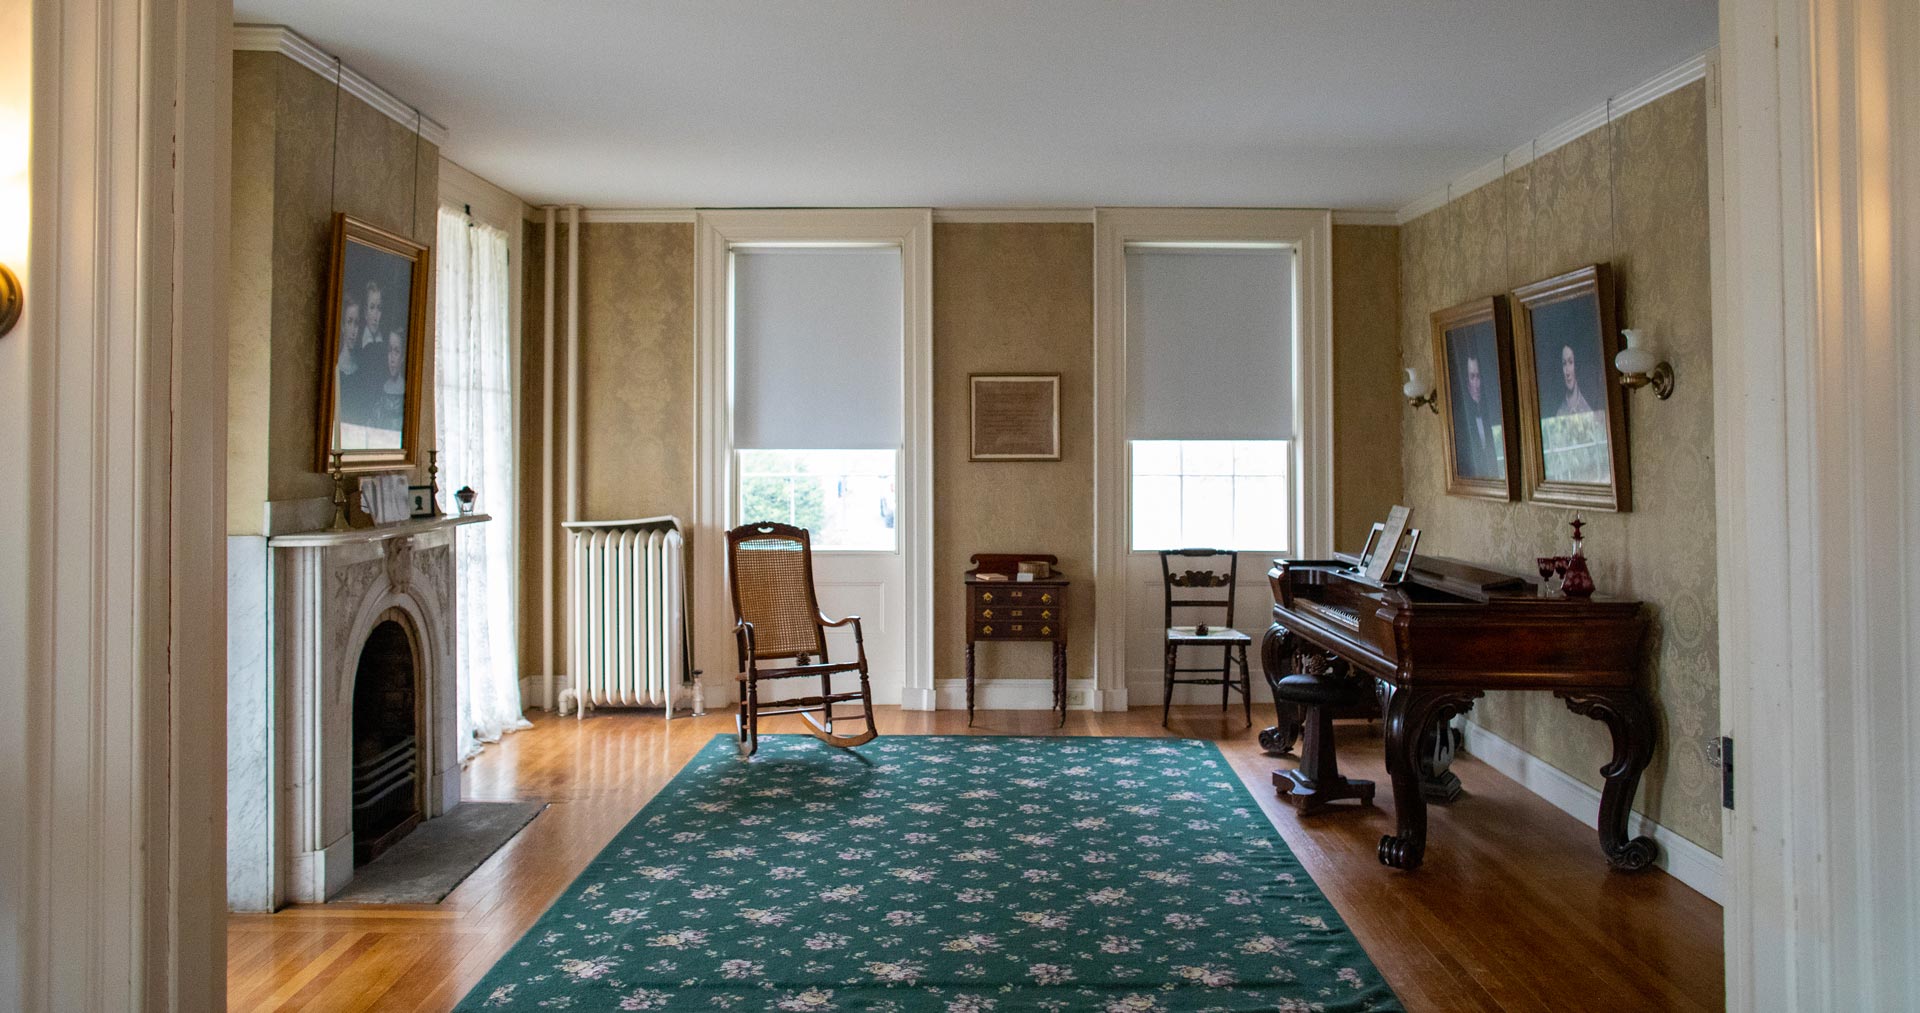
[963,554,1069,726]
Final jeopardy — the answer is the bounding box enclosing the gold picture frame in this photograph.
[1512,264,1631,512]
[969,373,1062,461]
[317,213,431,475]
[1431,295,1521,501]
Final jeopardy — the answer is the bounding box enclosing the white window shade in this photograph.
[1124,246,1294,441]
[732,246,904,450]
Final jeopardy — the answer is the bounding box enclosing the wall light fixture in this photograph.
[1403,367,1438,413]
[1614,329,1674,399]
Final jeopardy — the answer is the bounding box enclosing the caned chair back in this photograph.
[1158,548,1239,630]
[728,522,829,661]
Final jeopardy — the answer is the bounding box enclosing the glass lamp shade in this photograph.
[1615,329,1659,376]
[1402,367,1426,400]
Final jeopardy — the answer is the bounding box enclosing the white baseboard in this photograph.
[934,678,1097,712]
[1126,667,1275,710]
[1458,719,1724,904]
[519,674,571,710]
[1096,687,1129,712]
[900,686,937,712]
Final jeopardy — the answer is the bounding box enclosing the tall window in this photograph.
[435,207,527,757]
[1131,439,1290,551]
[731,246,902,550]
[1125,244,1295,551]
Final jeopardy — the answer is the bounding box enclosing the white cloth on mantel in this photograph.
[358,473,412,525]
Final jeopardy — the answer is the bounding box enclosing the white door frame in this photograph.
[693,210,936,711]
[1090,208,1334,710]
[4,0,231,1005]
[1716,0,1919,1007]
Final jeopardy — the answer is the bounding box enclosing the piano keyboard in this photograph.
[1299,599,1362,632]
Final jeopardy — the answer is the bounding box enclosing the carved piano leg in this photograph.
[1418,719,1466,803]
[1258,623,1304,755]
[1378,684,1481,870]
[1560,690,1660,871]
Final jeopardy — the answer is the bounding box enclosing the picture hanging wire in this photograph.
[328,56,343,217]
[409,106,422,240]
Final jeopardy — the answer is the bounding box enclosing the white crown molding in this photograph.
[1396,48,1714,225]
[520,207,697,224]
[530,207,1102,225]
[233,24,448,147]
[439,158,530,231]
[1459,719,1725,904]
[584,208,698,224]
[932,207,1096,224]
[1330,210,1399,227]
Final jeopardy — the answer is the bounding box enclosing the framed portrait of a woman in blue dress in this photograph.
[1512,264,1632,512]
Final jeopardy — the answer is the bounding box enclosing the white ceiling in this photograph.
[232,1,1717,211]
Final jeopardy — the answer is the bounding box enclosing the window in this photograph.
[729,245,903,552]
[1121,243,1296,553]
[1130,439,1290,551]
[433,207,528,756]
[737,449,897,551]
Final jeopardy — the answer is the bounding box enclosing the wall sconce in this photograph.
[0,264,19,337]
[1403,367,1438,413]
[0,105,24,338]
[1614,329,1674,399]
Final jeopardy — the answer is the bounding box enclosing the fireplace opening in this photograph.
[352,615,422,866]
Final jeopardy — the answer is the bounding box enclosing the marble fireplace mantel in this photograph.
[230,514,487,908]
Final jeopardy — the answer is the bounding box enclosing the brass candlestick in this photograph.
[328,451,352,530]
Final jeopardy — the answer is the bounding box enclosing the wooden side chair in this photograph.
[727,522,878,757]
[1159,548,1253,727]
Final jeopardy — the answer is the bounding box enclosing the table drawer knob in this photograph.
[981,609,993,618]
[980,625,993,636]
[1040,593,1054,603]
[1040,609,1053,619]
[1011,624,1024,633]
[1041,626,1052,636]
[981,591,994,602]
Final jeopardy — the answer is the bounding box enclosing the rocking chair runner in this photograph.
[728,522,879,757]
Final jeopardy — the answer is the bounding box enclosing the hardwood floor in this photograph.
[226,706,1724,1012]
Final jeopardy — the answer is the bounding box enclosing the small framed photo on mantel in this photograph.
[969,373,1061,461]
[1431,295,1521,502]
[1512,264,1631,512]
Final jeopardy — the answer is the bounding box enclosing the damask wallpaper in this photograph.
[1399,82,1721,854]
[227,51,441,533]
[933,223,1096,685]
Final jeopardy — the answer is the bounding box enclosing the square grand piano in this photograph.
[1262,553,1657,873]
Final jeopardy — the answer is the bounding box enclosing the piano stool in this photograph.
[1270,672,1377,814]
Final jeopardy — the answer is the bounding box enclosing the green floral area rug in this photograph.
[458,734,1402,1012]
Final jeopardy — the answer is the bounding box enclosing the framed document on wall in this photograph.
[970,373,1061,461]
[1512,264,1631,512]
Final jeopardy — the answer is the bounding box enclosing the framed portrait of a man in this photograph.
[1512,264,1631,511]
[317,213,430,474]
[1431,295,1520,501]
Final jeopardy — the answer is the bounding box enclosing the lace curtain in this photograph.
[436,208,530,759]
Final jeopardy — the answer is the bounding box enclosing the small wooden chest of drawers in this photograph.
[964,554,1069,726]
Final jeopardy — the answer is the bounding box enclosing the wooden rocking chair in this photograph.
[728,522,879,757]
